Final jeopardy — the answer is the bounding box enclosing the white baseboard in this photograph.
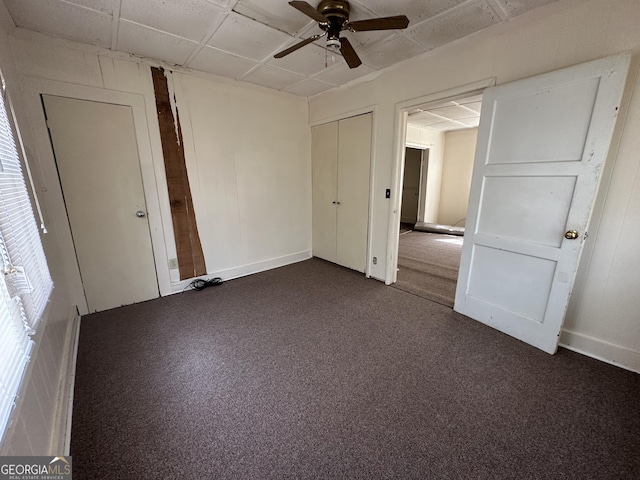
[170,250,312,294]
[49,307,81,455]
[559,329,640,374]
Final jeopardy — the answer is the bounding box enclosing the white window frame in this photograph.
[0,71,53,445]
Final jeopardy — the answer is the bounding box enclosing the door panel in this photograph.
[311,121,338,263]
[337,113,372,273]
[478,176,576,247]
[454,54,630,354]
[487,77,600,164]
[43,95,159,312]
[467,246,556,322]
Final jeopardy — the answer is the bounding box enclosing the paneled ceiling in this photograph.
[2,0,561,97]
[408,94,482,132]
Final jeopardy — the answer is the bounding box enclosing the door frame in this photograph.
[400,146,424,224]
[21,77,170,314]
[387,78,495,284]
[310,105,377,277]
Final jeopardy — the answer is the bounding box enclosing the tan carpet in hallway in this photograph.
[393,231,463,306]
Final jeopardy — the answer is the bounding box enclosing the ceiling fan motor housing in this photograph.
[318,0,350,43]
[317,0,350,22]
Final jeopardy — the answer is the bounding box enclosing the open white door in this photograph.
[454,54,630,354]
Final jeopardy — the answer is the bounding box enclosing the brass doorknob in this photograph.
[564,230,579,240]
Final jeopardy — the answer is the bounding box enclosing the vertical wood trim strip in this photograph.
[150,67,206,280]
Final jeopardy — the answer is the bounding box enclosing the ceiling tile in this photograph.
[269,44,333,77]
[409,1,500,50]
[204,0,234,8]
[313,61,376,85]
[493,0,560,18]
[4,0,112,48]
[409,111,446,126]
[1,0,569,95]
[346,28,396,48]
[241,65,307,91]
[351,0,468,26]
[443,121,469,130]
[428,105,479,120]
[460,117,480,127]
[64,0,114,15]
[120,0,225,43]
[284,79,335,97]
[188,46,258,79]
[117,20,199,65]
[409,91,483,131]
[359,35,426,70]
[459,101,482,113]
[428,100,456,109]
[233,0,314,35]
[421,120,464,131]
[208,12,293,61]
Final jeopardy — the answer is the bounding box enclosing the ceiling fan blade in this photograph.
[289,1,329,23]
[348,15,410,32]
[274,34,324,58]
[339,37,362,69]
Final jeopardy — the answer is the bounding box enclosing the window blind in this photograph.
[0,75,53,444]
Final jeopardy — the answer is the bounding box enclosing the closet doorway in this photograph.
[311,112,372,274]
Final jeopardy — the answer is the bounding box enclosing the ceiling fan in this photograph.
[274,0,410,69]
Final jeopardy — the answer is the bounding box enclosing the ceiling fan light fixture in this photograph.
[326,38,341,49]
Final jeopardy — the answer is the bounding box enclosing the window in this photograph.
[0,73,53,444]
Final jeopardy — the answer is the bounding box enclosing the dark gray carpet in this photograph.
[394,231,462,306]
[71,258,640,480]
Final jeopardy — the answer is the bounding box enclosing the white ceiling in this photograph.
[408,93,482,132]
[2,0,561,97]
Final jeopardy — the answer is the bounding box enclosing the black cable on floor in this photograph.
[184,277,223,291]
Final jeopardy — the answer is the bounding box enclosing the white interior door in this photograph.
[312,121,339,263]
[454,54,630,354]
[43,95,159,313]
[336,113,372,273]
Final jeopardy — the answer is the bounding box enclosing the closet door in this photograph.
[312,121,338,263]
[336,113,372,273]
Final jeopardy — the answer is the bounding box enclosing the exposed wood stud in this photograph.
[150,66,207,280]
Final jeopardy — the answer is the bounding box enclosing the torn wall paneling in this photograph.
[151,67,206,280]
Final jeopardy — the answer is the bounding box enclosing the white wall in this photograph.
[173,73,310,278]
[6,27,311,301]
[0,4,77,455]
[438,128,477,227]
[309,0,640,371]
[0,8,311,451]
